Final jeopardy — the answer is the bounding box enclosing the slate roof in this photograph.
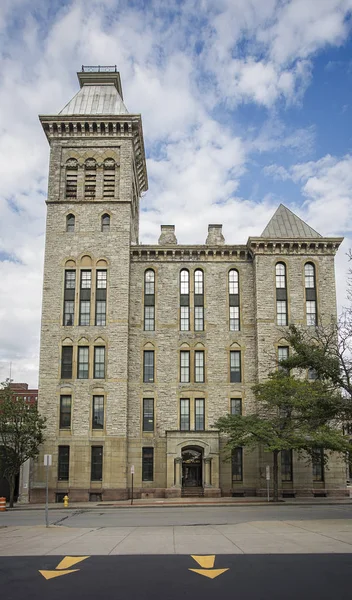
[261,204,322,238]
[59,84,129,116]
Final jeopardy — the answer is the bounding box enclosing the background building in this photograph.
[0,383,38,503]
[31,67,346,502]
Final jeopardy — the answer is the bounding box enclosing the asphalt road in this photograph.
[1,504,352,527]
[1,554,352,600]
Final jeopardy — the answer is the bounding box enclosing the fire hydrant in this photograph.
[63,495,69,508]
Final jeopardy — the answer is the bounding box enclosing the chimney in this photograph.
[158,225,177,245]
[206,224,225,245]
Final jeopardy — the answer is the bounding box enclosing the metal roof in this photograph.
[59,84,128,116]
[261,204,322,238]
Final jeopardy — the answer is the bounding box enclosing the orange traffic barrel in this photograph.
[0,497,6,511]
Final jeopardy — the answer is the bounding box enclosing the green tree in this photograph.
[214,372,352,501]
[0,380,46,507]
[281,323,351,398]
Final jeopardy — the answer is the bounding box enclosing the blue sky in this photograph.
[0,0,352,386]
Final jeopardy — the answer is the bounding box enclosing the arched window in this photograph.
[180,270,190,331]
[305,263,317,325]
[103,159,116,198]
[194,269,204,331]
[66,214,75,233]
[229,269,240,331]
[144,269,155,331]
[101,213,110,232]
[84,158,96,199]
[275,262,287,326]
[65,159,78,199]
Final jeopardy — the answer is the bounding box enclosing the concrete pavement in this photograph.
[2,511,352,555]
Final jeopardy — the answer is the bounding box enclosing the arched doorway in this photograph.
[182,446,203,487]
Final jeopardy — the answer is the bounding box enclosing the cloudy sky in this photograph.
[0,0,352,388]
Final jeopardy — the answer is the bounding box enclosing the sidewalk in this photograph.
[8,495,352,510]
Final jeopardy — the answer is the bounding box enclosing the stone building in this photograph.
[31,67,346,502]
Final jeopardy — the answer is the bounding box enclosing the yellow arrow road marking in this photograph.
[189,568,229,579]
[39,569,79,580]
[56,556,90,570]
[191,555,215,569]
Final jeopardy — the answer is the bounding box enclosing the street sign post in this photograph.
[266,465,270,502]
[44,454,52,527]
[131,465,134,505]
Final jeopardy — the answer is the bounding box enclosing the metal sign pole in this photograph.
[266,465,270,503]
[45,462,49,527]
[131,465,134,505]
[44,454,52,527]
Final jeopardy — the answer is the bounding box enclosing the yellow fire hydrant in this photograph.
[63,495,69,508]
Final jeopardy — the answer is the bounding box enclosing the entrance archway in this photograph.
[182,446,203,487]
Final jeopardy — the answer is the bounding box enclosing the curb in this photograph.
[4,500,352,511]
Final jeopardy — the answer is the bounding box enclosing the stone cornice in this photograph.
[248,237,343,256]
[39,114,148,193]
[130,245,252,261]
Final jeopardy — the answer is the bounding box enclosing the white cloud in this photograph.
[0,0,351,386]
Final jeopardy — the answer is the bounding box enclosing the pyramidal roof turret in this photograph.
[261,204,322,238]
[59,67,129,115]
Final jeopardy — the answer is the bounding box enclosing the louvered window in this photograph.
[84,159,96,199]
[65,159,78,199]
[103,159,115,197]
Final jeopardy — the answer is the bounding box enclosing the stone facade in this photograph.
[31,69,347,502]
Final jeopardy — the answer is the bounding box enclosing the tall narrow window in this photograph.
[59,395,72,429]
[305,263,317,326]
[77,346,89,379]
[180,350,190,383]
[95,270,107,326]
[61,346,73,379]
[79,270,91,326]
[229,270,240,331]
[63,270,76,326]
[65,159,78,199]
[231,398,242,415]
[232,447,243,482]
[276,263,287,325]
[278,346,289,373]
[281,449,293,482]
[92,396,104,429]
[312,448,324,482]
[103,159,115,197]
[101,214,110,232]
[142,447,154,481]
[230,351,241,383]
[180,399,190,431]
[194,269,204,331]
[143,398,154,432]
[85,158,96,198]
[143,350,154,383]
[144,269,155,331]
[58,446,70,481]
[195,398,205,431]
[66,214,75,232]
[194,350,205,383]
[91,446,103,481]
[180,270,190,331]
[94,346,105,379]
